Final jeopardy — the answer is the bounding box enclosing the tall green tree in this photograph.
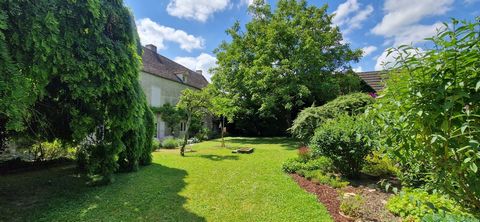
[212,0,361,135]
[0,0,153,183]
[206,85,238,147]
[177,89,211,156]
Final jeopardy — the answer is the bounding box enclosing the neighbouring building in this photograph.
[140,44,209,139]
[355,71,386,92]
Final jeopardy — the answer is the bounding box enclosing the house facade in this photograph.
[139,44,209,139]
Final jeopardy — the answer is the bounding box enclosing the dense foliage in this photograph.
[361,151,399,177]
[282,156,333,173]
[153,103,184,136]
[386,188,476,221]
[0,0,153,182]
[282,148,347,188]
[161,137,181,149]
[212,0,362,136]
[177,88,211,156]
[376,20,480,210]
[290,92,375,142]
[310,114,376,178]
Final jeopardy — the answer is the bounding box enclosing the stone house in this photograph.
[140,44,209,139]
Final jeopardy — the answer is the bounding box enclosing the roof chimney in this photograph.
[145,44,157,52]
[196,70,203,75]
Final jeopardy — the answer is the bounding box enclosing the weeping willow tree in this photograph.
[0,0,153,183]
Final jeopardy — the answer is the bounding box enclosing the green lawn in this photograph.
[0,137,332,222]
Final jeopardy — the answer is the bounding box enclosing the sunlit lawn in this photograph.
[0,137,332,221]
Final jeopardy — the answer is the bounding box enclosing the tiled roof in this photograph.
[141,46,209,89]
[356,71,385,92]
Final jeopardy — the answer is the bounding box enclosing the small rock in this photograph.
[344,192,356,198]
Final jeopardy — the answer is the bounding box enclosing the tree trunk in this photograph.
[181,114,191,157]
[221,116,225,148]
[285,111,292,128]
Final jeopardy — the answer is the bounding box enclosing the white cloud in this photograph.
[362,45,377,57]
[136,18,204,52]
[372,0,453,46]
[241,0,254,6]
[353,66,363,72]
[374,48,423,71]
[464,0,480,4]
[175,53,218,82]
[332,0,360,26]
[167,0,231,22]
[333,0,374,34]
[375,50,393,71]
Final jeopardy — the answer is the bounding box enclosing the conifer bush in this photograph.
[0,0,154,183]
[290,93,374,142]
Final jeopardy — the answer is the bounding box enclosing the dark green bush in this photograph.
[290,93,374,142]
[310,114,376,178]
[387,188,473,222]
[0,0,154,182]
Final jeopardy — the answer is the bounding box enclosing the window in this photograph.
[176,72,188,83]
[151,86,161,106]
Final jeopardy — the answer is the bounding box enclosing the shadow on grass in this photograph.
[187,154,239,161]
[224,137,300,150]
[0,163,205,222]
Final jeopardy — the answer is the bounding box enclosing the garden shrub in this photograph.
[30,140,75,161]
[361,150,399,177]
[161,137,181,149]
[376,20,480,210]
[297,169,349,188]
[297,146,311,162]
[386,188,473,222]
[422,212,479,222]
[282,158,304,173]
[290,92,374,142]
[282,156,333,173]
[152,139,161,151]
[340,194,364,218]
[310,114,376,178]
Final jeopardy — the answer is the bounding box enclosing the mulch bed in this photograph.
[291,174,351,222]
[291,173,399,222]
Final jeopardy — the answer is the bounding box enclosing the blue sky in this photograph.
[125,0,480,80]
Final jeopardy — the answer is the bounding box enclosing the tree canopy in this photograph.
[211,0,362,135]
[0,0,153,183]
